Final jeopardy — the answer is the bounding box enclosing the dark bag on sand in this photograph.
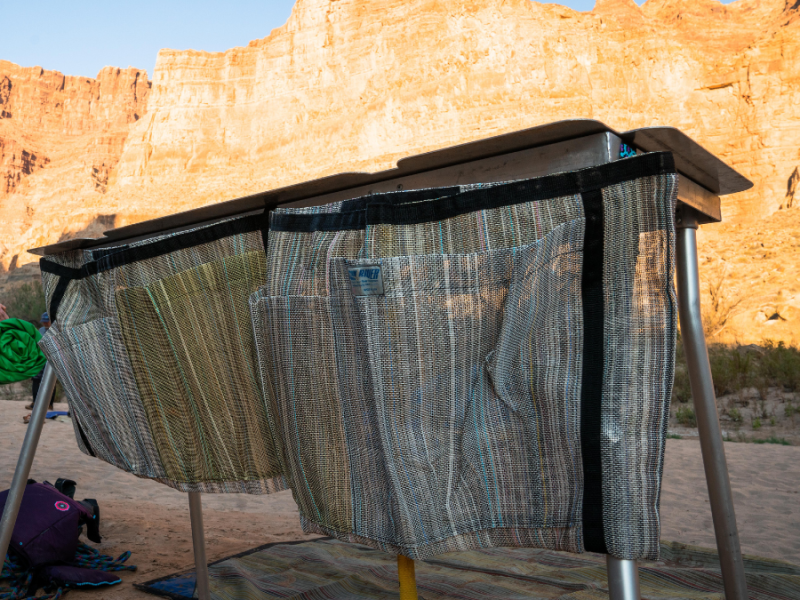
[0,482,98,567]
[0,481,132,597]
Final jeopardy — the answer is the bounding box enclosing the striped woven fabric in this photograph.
[38,216,287,494]
[138,537,800,600]
[116,251,283,491]
[252,152,677,561]
[41,216,265,330]
[264,187,467,297]
[362,192,582,258]
[38,318,167,480]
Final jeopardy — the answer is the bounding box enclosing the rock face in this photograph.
[0,61,149,272]
[0,137,49,196]
[0,0,798,343]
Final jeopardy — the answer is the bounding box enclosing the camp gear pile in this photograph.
[0,481,135,600]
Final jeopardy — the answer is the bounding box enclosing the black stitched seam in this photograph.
[271,209,369,232]
[339,186,462,212]
[269,152,673,232]
[47,275,72,323]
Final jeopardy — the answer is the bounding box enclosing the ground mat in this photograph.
[136,537,800,599]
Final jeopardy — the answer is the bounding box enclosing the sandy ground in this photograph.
[1,399,798,599]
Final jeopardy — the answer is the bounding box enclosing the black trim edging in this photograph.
[579,188,608,554]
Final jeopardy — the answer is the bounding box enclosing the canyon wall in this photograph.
[0,61,149,272]
[0,0,798,342]
[109,0,800,222]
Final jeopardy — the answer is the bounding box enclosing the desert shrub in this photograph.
[785,402,798,426]
[669,336,800,402]
[678,340,800,399]
[3,281,46,327]
[759,340,800,391]
[676,405,697,427]
[752,436,791,446]
[709,345,755,396]
[671,334,693,403]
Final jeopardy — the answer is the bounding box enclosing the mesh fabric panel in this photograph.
[38,216,286,493]
[363,194,582,258]
[263,188,470,297]
[253,153,678,560]
[49,228,264,329]
[115,251,283,490]
[252,220,585,559]
[38,318,167,480]
[264,228,366,297]
[599,175,677,559]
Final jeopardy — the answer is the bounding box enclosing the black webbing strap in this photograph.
[579,187,607,554]
[368,152,674,226]
[268,186,464,232]
[47,274,73,325]
[40,213,268,323]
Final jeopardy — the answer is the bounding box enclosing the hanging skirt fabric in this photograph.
[251,152,677,561]
[36,193,464,491]
[263,187,469,297]
[38,216,286,494]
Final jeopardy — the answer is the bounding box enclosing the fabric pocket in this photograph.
[250,291,398,542]
[38,318,167,480]
[114,251,284,490]
[484,219,585,531]
[340,219,585,554]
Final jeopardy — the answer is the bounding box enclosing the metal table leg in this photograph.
[676,206,748,600]
[0,363,58,562]
[188,492,211,600]
[606,556,640,600]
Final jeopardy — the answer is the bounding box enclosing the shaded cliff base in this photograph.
[671,336,800,445]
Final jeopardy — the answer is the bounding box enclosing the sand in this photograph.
[1,399,798,599]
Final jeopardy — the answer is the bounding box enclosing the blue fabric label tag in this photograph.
[348,265,384,296]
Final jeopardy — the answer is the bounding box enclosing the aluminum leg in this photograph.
[606,556,640,600]
[188,492,211,600]
[676,206,748,600]
[0,363,58,562]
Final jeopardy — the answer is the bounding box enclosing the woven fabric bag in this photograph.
[38,215,285,493]
[36,192,465,491]
[252,152,677,560]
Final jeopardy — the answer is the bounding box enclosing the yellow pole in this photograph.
[397,554,419,600]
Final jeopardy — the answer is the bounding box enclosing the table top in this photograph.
[28,119,752,257]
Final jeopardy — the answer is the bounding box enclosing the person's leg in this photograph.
[29,372,42,410]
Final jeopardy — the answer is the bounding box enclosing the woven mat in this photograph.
[136,537,800,599]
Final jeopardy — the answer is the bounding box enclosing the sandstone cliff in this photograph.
[109,0,800,223]
[0,0,798,343]
[0,61,149,271]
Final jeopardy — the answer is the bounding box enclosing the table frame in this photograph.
[2,124,750,600]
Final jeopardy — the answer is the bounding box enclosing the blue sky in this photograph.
[1,0,733,79]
